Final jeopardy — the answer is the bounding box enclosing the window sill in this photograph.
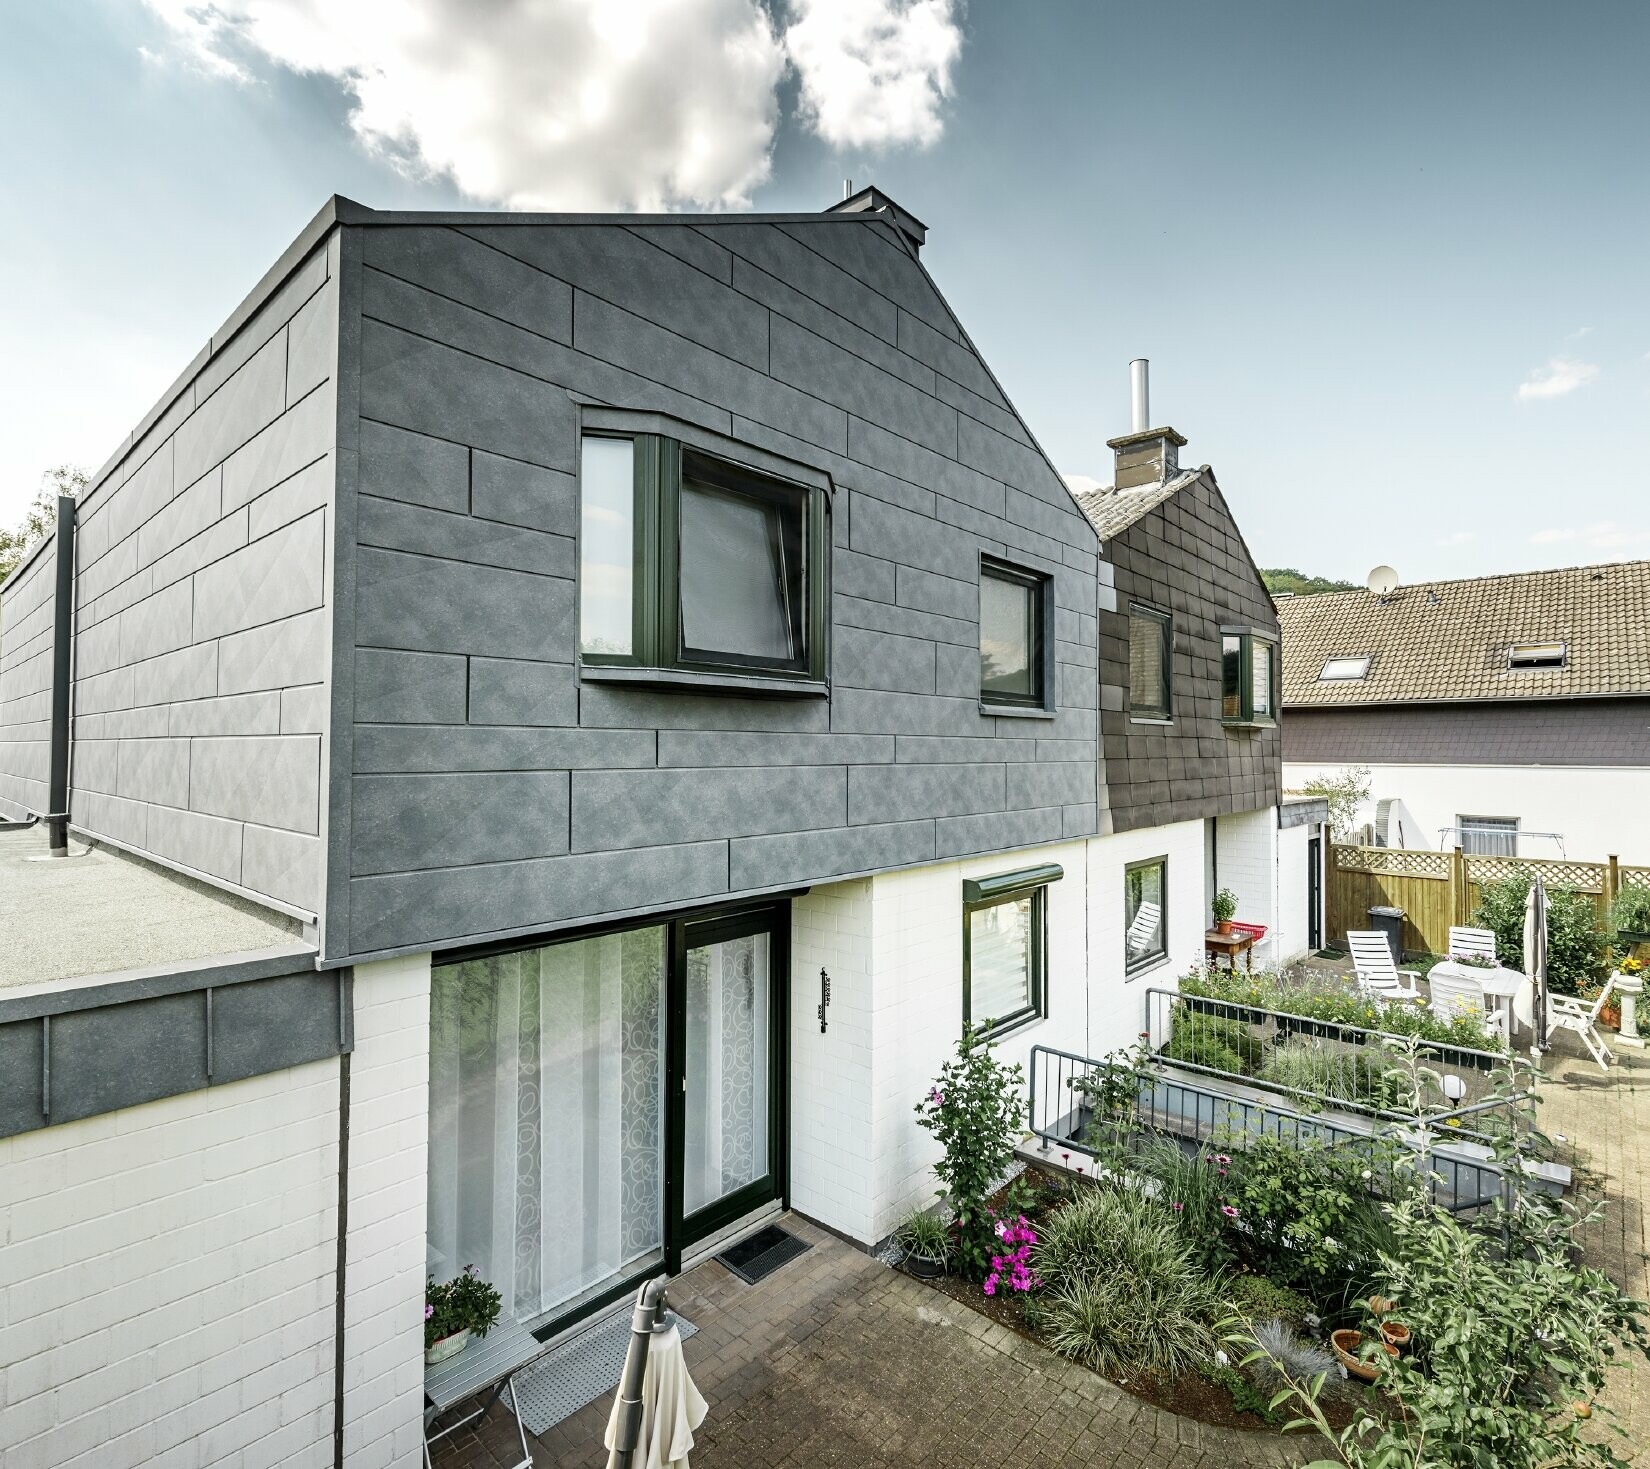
[1125,954,1173,983]
[980,702,1057,721]
[1129,716,1174,727]
[1221,717,1276,730]
[978,1010,1046,1044]
[580,665,829,699]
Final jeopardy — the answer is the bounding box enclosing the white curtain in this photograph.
[683,933,768,1218]
[427,929,665,1326]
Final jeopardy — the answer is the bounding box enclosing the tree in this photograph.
[0,466,87,586]
[1298,766,1371,840]
[1262,567,1357,597]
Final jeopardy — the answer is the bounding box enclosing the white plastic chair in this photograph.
[1127,901,1162,960]
[1347,930,1423,1003]
[1448,926,1499,962]
[1428,969,1508,1041]
[1550,977,1617,1071]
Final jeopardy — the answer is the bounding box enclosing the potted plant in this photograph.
[425,1266,503,1365]
[1212,888,1238,936]
[892,1208,953,1279]
[1610,888,1650,947]
[1330,1327,1398,1382]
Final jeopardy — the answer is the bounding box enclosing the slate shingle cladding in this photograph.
[1088,471,1281,832]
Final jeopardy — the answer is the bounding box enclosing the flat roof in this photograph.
[0,826,313,992]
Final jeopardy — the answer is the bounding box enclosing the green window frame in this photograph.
[979,557,1051,710]
[1124,856,1168,976]
[1221,629,1278,725]
[1127,603,1173,720]
[578,432,830,682]
[962,863,1061,1037]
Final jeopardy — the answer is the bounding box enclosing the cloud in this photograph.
[1529,521,1650,551]
[785,0,962,150]
[1516,356,1600,401]
[1061,472,1105,498]
[139,0,965,211]
[140,0,788,210]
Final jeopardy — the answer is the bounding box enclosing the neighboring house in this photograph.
[1277,560,1650,864]
[0,194,1309,1468]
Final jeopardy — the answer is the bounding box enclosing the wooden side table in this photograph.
[1204,928,1257,972]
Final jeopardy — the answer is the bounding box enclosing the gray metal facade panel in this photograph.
[0,960,348,1140]
[333,217,1101,960]
[1281,698,1650,768]
[1098,475,1283,831]
[0,538,57,820]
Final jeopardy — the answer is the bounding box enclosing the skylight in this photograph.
[1508,641,1567,670]
[1318,655,1372,681]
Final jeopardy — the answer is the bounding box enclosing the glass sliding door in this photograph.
[427,927,666,1329]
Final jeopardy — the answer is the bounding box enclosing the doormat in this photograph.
[511,1308,698,1437]
[715,1224,812,1284]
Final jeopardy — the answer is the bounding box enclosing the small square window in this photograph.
[1222,632,1277,724]
[1125,858,1168,973]
[1128,604,1172,720]
[1319,655,1372,681]
[962,864,1060,1036]
[979,559,1048,709]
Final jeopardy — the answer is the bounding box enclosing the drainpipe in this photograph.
[45,493,76,855]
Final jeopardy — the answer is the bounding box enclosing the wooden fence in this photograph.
[1325,844,1650,958]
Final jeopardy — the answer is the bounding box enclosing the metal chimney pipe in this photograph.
[843,178,853,200]
[1129,359,1149,433]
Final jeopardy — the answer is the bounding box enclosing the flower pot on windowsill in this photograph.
[425,1328,472,1366]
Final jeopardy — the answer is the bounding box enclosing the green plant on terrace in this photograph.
[1473,872,1606,997]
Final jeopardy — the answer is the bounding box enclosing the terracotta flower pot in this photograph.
[1367,1295,1395,1317]
[1379,1320,1411,1352]
[1331,1328,1396,1382]
[1217,919,1234,936]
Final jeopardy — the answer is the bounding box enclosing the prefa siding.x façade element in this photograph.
[325,212,1102,962]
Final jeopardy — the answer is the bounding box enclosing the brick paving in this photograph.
[434,1037,1650,1469]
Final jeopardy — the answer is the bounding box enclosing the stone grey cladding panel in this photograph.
[332,214,1101,961]
[1096,473,1282,831]
[0,539,57,819]
[55,235,338,915]
[1282,698,1650,769]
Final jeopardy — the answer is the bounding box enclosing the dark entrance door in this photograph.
[1307,835,1323,950]
[667,904,789,1271]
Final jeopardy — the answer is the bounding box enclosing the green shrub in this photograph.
[1162,1011,1262,1075]
[1609,884,1650,937]
[892,1208,952,1264]
[1198,1359,1281,1422]
[1473,872,1606,997]
[1130,1134,1238,1273]
[1258,1039,1406,1108]
[1226,1274,1314,1329]
[1034,1185,1223,1378]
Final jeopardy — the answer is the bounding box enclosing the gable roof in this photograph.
[1072,467,1203,541]
[1277,559,1650,708]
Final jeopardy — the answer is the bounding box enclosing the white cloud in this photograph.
[1529,521,1650,550]
[784,0,961,149]
[1516,356,1600,401]
[140,0,788,210]
[1061,472,1105,498]
[139,0,966,212]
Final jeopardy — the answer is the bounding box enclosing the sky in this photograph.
[3,0,1648,586]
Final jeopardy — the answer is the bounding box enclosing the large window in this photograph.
[578,433,828,681]
[962,864,1060,1036]
[1128,604,1172,720]
[979,558,1049,709]
[1222,630,1277,724]
[1124,857,1168,974]
[1457,816,1519,857]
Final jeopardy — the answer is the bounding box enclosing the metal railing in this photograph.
[1142,986,1519,1146]
[1026,1043,1517,1216]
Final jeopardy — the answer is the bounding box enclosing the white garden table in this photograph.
[1430,958,1533,1037]
[423,1317,544,1469]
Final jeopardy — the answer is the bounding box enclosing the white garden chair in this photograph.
[1550,977,1618,1071]
[1428,969,1508,1041]
[1347,930,1423,1003]
[1127,901,1162,960]
[1447,926,1499,963]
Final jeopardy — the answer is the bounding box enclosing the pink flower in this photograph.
[982,1277,998,1296]
[1171,1202,1184,1212]
[1213,1154,1231,1165]
[1220,1204,1239,1219]
[424,1303,435,1320]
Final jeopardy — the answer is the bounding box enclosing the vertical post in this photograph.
[46,493,76,856]
[1450,846,1468,930]
[1606,855,1620,912]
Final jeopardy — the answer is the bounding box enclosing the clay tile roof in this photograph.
[1276,559,1650,708]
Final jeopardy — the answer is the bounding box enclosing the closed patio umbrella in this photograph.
[1524,876,1550,1056]
[606,1282,708,1469]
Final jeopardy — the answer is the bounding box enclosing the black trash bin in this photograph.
[1367,906,1406,969]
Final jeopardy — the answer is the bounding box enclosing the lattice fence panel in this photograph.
[1335,846,1450,879]
[1619,867,1650,893]
[1464,856,1606,894]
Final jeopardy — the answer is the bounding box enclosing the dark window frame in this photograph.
[978,555,1053,712]
[962,863,1059,1038]
[1127,602,1174,721]
[578,431,830,684]
[1123,855,1169,977]
[1221,628,1278,726]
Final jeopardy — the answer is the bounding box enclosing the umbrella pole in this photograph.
[607,1277,668,1469]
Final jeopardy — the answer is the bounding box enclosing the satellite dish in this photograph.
[1366,565,1399,597]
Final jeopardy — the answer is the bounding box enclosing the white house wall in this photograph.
[1285,760,1650,866]
[1273,819,1314,963]
[1215,806,1277,962]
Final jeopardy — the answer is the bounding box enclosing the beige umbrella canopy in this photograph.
[607,1281,709,1469]
[1524,876,1550,1055]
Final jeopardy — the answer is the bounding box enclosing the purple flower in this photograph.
[1220,1204,1239,1219]
[424,1303,434,1320]
[982,1277,998,1296]
[1213,1154,1231,1165]
[1171,1201,1184,1212]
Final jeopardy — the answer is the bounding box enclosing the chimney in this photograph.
[826,185,927,256]
[1106,359,1187,489]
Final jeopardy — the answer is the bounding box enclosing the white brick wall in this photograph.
[1274,820,1315,963]
[1215,806,1278,962]
[341,951,431,1469]
[0,1057,341,1469]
